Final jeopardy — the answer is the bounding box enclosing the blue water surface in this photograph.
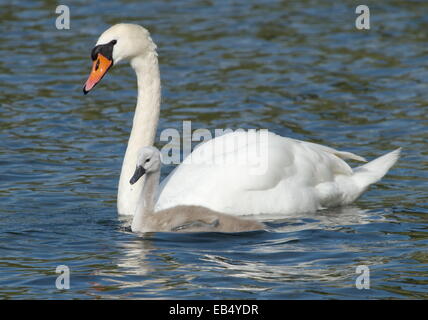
[0,0,427,299]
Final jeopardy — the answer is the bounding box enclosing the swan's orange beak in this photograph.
[83,53,112,94]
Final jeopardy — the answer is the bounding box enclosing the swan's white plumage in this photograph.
[87,24,400,217]
[156,131,399,215]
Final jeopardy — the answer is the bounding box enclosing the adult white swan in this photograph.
[83,23,400,216]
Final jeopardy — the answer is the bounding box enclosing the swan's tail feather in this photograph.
[334,150,367,162]
[352,148,401,191]
[305,141,367,162]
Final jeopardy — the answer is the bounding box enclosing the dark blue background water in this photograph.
[0,0,427,299]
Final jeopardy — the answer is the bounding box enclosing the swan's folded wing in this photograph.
[157,131,290,206]
[156,131,362,214]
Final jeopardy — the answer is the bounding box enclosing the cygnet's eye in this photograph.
[145,158,150,163]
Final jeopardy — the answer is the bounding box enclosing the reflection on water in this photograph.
[0,0,427,299]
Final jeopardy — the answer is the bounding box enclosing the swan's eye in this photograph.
[111,40,117,45]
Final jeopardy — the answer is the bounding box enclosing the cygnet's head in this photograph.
[129,146,161,185]
[83,23,156,94]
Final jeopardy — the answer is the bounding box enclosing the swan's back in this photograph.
[145,205,265,233]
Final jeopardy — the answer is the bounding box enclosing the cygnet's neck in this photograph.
[117,50,161,216]
[131,169,160,232]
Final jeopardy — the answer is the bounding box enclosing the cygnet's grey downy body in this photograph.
[129,147,265,233]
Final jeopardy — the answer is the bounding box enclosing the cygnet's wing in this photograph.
[171,218,220,232]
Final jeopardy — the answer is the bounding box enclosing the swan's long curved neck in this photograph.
[131,169,160,232]
[118,50,161,216]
